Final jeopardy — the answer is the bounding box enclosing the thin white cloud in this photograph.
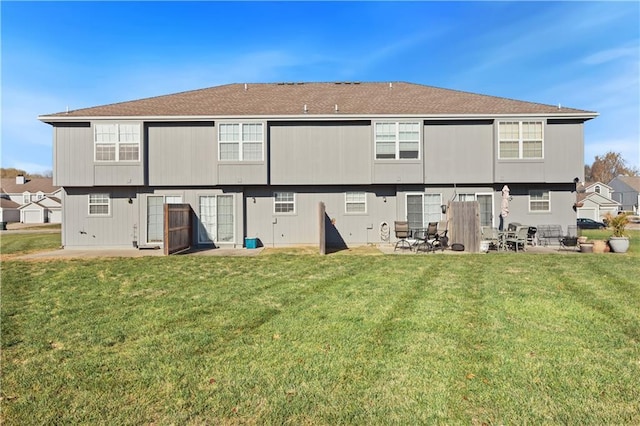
[354,29,444,72]
[456,2,636,82]
[582,44,639,65]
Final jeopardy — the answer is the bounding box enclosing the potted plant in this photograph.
[604,212,630,253]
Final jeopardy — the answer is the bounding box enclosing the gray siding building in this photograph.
[39,82,597,249]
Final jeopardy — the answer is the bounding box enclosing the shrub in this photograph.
[604,212,630,237]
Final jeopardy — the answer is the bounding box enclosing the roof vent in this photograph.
[335,104,339,113]
[244,83,248,91]
[303,104,308,113]
[389,82,393,89]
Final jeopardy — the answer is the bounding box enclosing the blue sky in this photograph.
[2,1,639,174]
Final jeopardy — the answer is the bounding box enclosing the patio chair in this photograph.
[394,221,412,251]
[559,235,579,251]
[436,220,449,248]
[505,225,528,252]
[412,228,431,252]
[481,226,500,250]
[527,226,538,246]
[559,226,579,251]
[415,222,441,252]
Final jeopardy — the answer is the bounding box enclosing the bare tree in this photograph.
[585,151,639,183]
[0,168,53,179]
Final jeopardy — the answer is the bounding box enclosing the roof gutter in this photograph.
[38,112,599,123]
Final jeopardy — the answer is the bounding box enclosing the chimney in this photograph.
[16,175,25,185]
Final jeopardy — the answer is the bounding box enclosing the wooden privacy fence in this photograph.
[448,201,481,253]
[164,203,192,255]
[319,202,326,255]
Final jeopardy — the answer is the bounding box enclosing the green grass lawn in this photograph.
[0,231,61,256]
[1,232,639,424]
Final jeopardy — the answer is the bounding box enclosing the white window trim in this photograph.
[218,122,264,161]
[405,192,443,229]
[498,121,544,160]
[457,193,476,202]
[529,190,551,212]
[374,121,421,160]
[273,191,296,215]
[345,191,367,214]
[22,192,30,204]
[88,193,111,216]
[475,192,495,227]
[94,122,141,162]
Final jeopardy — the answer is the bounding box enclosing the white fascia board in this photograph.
[38,112,599,123]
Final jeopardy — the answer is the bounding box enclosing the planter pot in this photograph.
[578,236,588,244]
[592,240,607,253]
[608,236,630,253]
[580,243,593,253]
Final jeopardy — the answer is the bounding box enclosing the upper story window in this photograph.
[499,121,543,159]
[94,123,140,162]
[529,190,550,212]
[595,185,601,194]
[274,191,295,214]
[345,191,366,213]
[22,192,30,204]
[89,193,110,216]
[219,123,263,161]
[375,121,420,160]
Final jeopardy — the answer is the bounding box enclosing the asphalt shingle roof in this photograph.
[1,178,60,195]
[41,82,596,118]
[0,198,20,209]
[612,176,640,191]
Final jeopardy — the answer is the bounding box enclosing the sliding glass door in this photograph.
[147,195,182,244]
[198,195,234,244]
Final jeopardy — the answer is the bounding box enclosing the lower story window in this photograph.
[345,191,366,213]
[89,193,110,215]
[274,192,295,214]
[529,190,550,212]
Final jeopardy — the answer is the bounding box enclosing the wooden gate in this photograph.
[164,203,192,255]
[448,201,481,253]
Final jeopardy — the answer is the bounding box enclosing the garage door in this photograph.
[577,207,597,220]
[49,210,62,223]
[23,210,42,223]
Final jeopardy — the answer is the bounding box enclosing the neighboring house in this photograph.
[576,182,620,221]
[608,175,640,214]
[0,176,62,224]
[0,198,21,223]
[38,82,597,249]
[19,196,62,224]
